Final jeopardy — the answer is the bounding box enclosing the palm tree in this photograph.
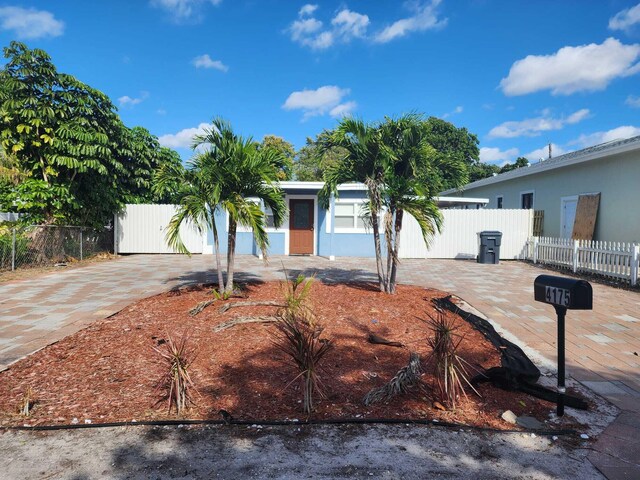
[318,118,390,292]
[380,114,468,293]
[157,118,286,296]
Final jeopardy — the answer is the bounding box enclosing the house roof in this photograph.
[441,134,640,195]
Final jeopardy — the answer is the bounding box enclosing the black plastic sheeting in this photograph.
[435,296,588,410]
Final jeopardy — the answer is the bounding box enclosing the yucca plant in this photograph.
[424,310,481,410]
[281,267,315,324]
[153,333,199,415]
[273,314,332,414]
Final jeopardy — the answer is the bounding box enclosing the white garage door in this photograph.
[115,204,204,254]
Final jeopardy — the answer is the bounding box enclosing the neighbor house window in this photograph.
[521,192,534,209]
[496,196,503,209]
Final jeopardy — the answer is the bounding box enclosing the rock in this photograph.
[516,416,545,430]
[580,434,589,439]
[501,410,518,424]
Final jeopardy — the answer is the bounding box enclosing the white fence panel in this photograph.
[399,209,532,259]
[115,204,203,254]
[527,237,640,286]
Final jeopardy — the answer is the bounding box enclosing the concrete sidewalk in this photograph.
[1,254,639,478]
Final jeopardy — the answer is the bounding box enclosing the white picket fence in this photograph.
[526,236,640,286]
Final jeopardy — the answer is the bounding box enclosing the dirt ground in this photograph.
[0,423,604,479]
[0,281,571,429]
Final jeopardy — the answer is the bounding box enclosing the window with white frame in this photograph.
[328,200,379,233]
[264,205,275,228]
[496,195,503,209]
[233,199,281,232]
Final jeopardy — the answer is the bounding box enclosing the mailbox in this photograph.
[534,275,592,310]
[533,274,592,417]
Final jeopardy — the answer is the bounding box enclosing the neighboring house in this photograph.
[440,135,640,242]
[209,182,487,259]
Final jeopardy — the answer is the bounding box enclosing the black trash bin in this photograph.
[478,231,502,264]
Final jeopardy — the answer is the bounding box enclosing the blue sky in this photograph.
[1,0,639,165]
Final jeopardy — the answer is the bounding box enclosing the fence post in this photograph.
[572,240,579,273]
[533,237,539,264]
[79,229,83,261]
[632,244,639,287]
[11,227,16,271]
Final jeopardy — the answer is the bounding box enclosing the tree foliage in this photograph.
[293,132,346,181]
[259,135,294,180]
[320,114,468,294]
[161,118,286,295]
[0,41,181,226]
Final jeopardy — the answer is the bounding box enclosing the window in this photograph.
[496,196,503,209]
[265,205,275,228]
[521,192,534,209]
[328,201,377,233]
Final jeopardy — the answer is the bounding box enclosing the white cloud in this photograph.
[609,3,640,32]
[299,4,318,17]
[374,0,447,43]
[158,122,210,149]
[525,143,567,161]
[282,85,355,120]
[479,147,519,164]
[118,92,150,108]
[0,6,64,39]
[157,109,167,115]
[192,54,228,72]
[570,125,640,148]
[442,105,463,118]
[150,0,221,22]
[500,38,640,96]
[288,6,369,50]
[329,101,357,118]
[625,95,640,108]
[488,108,591,138]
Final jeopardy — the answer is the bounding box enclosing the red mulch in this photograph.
[0,281,563,429]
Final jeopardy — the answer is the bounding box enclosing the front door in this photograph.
[561,198,577,238]
[289,199,314,255]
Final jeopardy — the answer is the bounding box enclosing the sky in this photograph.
[0,0,639,166]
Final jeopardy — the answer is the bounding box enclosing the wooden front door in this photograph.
[289,199,314,255]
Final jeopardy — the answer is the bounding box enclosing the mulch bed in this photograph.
[0,281,562,429]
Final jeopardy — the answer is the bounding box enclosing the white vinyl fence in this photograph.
[526,236,640,286]
[399,209,533,260]
[115,204,204,254]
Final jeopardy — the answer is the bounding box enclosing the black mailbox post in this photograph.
[534,275,593,416]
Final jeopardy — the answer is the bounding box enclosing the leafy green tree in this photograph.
[499,156,529,174]
[422,117,479,190]
[160,118,286,295]
[293,132,346,181]
[468,162,500,182]
[259,135,294,180]
[0,41,181,226]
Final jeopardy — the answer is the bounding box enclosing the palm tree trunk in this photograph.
[384,206,395,292]
[211,218,225,296]
[225,219,237,294]
[369,205,386,292]
[388,209,404,294]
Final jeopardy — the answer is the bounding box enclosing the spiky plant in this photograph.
[424,310,481,410]
[153,333,199,414]
[281,267,315,324]
[273,314,332,414]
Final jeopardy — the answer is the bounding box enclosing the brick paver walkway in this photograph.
[1,254,639,478]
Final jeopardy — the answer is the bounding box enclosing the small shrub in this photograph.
[281,267,315,324]
[273,314,332,414]
[424,310,481,410]
[153,333,199,414]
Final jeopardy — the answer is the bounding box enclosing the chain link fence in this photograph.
[0,225,114,272]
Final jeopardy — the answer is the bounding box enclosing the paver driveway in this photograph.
[1,254,639,478]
